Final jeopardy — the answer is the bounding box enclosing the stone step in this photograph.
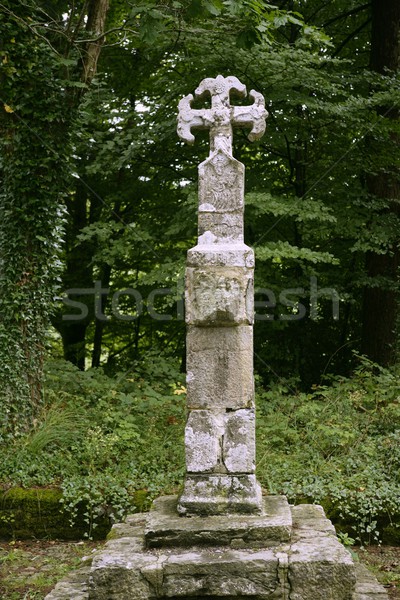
[145,495,292,548]
[353,563,389,600]
[289,504,356,600]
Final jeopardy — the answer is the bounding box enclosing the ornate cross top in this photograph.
[177,75,267,157]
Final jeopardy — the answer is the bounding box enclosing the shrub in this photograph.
[256,355,400,543]
[0,351,186,536]
[1,351,398,543]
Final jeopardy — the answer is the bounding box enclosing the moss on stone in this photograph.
[133,489,150,512]
[0,487,152,540]
[0,487,111,540]
[105,528,120,541]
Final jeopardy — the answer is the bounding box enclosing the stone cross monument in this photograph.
[45,75,387,600]
[176,75,268,516]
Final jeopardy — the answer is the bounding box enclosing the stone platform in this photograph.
[45,496,388,600]
[145,495,291,548]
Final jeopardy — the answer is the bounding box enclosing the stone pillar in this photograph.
[176,76,268,515]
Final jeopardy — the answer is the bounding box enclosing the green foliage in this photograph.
[1,351,398,544]
[256,355,400,543]
[0,0,74,435]
[0,353,186,537]
[3,0,390,388]
[24,402,87,455]
[337,532,356,548]
[0,0,399,549]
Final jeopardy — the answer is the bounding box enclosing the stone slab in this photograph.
[44,565,91,600]
[184,410,223,473]
[177,474,263,516]
[145,495,292,548]
[160,548,278,597]
[353,563,388,599]
[223,409,256,473]
[186,326,254,410]
[288,504,356,600]
[187,243,254,268]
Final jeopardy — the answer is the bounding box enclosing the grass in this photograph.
[353,546,400,599]
[0,539,103,600]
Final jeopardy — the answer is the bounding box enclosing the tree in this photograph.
[361,0,400,365]
[49,0,387,385]
[50,0,326,374]
[0,1,69,434]
[0,0,111,434]
[2,0,399,415]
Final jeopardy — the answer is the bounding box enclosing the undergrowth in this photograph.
[0,350,186,537]
[256,354,400,544]
[0,351,399,542]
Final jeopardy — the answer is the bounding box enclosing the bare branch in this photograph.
[323,3,370,29]
[333,18,372,58]
[74,25,138,43]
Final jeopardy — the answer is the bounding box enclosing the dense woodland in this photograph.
[0,0,399,544]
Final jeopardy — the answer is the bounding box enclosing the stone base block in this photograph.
[177,474,263,516]
[187,243,254,269]
[145,495,292,548]
[44,498,388,600]
[289,504,356,600]
[184,409,256,474]
[186,326,254,410]
[149,548,279,598]
[88,543,281,599]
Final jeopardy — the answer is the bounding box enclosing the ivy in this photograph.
[0,1,73,436]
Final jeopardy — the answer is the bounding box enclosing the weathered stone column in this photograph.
[177,75,268,515]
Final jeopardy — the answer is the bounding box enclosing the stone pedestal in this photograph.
[45,496,388,600]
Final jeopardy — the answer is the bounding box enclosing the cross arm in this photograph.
[232,90,268,142]
[177,94,213,145]
[177,76,268,152]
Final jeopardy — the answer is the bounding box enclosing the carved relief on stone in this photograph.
[199,150,244,213]
[198,212,244,243]
[185,267,253,326]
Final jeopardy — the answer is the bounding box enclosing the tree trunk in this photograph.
[52,181,94,369]
[52,0,111,368]
[82,0,110,85]
[361,0,400,365]
[91,263,112,368]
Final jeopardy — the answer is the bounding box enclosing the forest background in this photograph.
[0,0,399,546]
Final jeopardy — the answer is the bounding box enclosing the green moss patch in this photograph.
[0,487,111,540]
[0,487,151,540]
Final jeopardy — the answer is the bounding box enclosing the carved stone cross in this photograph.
[177,75,267,156]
